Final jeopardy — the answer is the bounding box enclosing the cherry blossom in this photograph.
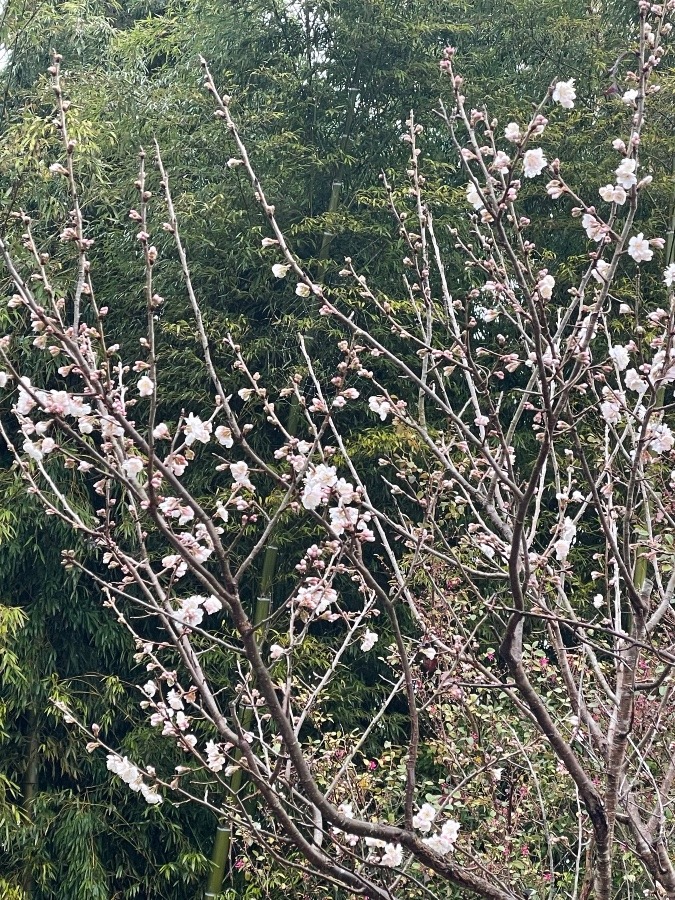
[215,425,234,447]
[368,396,392,420]
[546,180,565,199]
[625,368,648,394]
[152,422,171,440]
[649,423,674,454]
[554,517,576,561]
[552,78,576,109]
[609,344,630,371]
[522,147,547,178]
[582,214,604,243]
[591,259,611,282]
[137,375,154,396]
[504,121,521,142]
[538,274,555,299]
[412,802,437,833]
[380,843,403,868]
[230,460,253,488]
[301,464,337,510]
[615,158,637,189]
[360,629,379,652]
[122,456,145,479]
[272,263,290,278]
[183,413,212,445]
[295,283,311,297]
[627,233,654,263]
[663,263,675,287]
[622,88,639,104]
[599,184,627,204]
[466,182,483,210]
[423,819,461,856]
[205,740,227,772]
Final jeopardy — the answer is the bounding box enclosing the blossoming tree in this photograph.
[2,2,675,897]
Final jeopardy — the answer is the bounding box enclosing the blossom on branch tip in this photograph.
[230,460,252,488]
[554,517,576,561]
[153,423,171,440]
[582,214,604,243]
[205,740,227,772]
[302,464,337,510]
[625,368,648,394]
[546,180,565,199]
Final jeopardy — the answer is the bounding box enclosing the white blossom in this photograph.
[663,263,675,287]
[538,274,555,299]
[591,260,611,283]
[412,803,437,833]
[504,122,521,142]
[153,423,171,440]
[183,413,212,445]
[466,182,483,210]
[582,214,604,242]
[301,464,337,510]
[622,88,638,104]
[553,79,576,108]
[272,263,290,278]
[215,425,234,447]
[522,147,547,178]
[615,158,637,190]
[599,184,627,205]
[624,368,648,394]
[609,344,630,371]
[360,629,379,652]
[205,740,227,772]
[380,843,403,868]
[230,460,253,488]
[368,396,392,421]
[627,233,653,263]
[122,456,145,478]
[554,517,576,561]
[137,375,154,397]
[649,423,674,455]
